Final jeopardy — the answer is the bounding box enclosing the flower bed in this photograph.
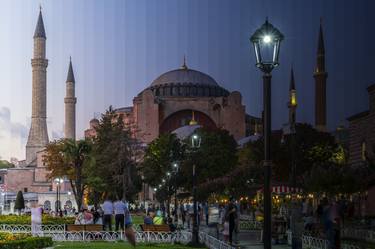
[0,232,53,249]
[0,214,74,225]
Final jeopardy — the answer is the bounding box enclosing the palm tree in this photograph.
[44,139,94,211]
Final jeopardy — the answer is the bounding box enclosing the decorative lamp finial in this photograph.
[181,55,188,70]
[189,110,198,126]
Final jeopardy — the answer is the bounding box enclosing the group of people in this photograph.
[73,198,132,232]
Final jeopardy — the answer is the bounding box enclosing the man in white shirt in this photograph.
[114,198,127,231]
[102,198,114,231]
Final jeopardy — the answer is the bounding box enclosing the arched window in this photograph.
[361,141,367,161]
[65,200,73,210]
[44,200,51,211]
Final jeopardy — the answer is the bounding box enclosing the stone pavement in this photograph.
[199,224,291,249]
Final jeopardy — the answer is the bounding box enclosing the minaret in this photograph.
[314,20,328,132]
[26,8,49,166]
[288,68,297,127]
[64,57,77,139]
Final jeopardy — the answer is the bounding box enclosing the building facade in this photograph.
[347,84,375,216]
[85,60,260,143]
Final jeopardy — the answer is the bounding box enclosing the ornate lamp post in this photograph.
[54,178,64,212]
[191,133,201,245]
[250,19,284,249]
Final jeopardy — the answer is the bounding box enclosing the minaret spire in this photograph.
[34,6,46,39]
[288,67,297,126]
[314,19,328,132]
[65,57,77,139]
[26,8,49,165]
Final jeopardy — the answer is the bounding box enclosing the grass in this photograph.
[132,215,144,225]
[54,242,199,249]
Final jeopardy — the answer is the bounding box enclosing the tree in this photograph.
[141,133,185,211]
[14,191,25,214]
[91,107,142,203]
[0,159,14,169]
[44,139,94,210]
[180,129,238,200]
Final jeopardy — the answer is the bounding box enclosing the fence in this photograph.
[199,232,236,249]
[341,227,375,243]
[0,224,65,234]
[301,235,362,249]
[0,224,234,249]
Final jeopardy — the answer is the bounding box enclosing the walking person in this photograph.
[204,202,209,226]
[225,198,238,245]
[31,203,42,236]
[114,198,127,231]
[102,198,113,231]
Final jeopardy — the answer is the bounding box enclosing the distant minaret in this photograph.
[64,57,76,139]
[314,20,328,131]
[26,7,49,166]
[288,68,297,127]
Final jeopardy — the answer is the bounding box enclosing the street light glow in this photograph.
[263,35,271,43]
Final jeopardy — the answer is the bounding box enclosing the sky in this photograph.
[0,0,374,160]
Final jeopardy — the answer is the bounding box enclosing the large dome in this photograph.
[144,62,229,98]
[151,68,218,87]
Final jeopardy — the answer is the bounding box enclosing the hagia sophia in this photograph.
[0,8,374,214]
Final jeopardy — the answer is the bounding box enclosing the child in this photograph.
[222,217,230,242]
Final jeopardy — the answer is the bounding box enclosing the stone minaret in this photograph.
[314,20,328,132]
[288,68,297,126]
[26,8,49,166]
[64,57,76,139]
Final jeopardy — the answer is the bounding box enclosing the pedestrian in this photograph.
[204,202,209,226]
[114,198,127,231]
[222,216,230,242]
[31,203,42,236]
[225,198,238,245]
[102,197,113,231]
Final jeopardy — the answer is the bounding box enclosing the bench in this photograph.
[66,224,103,231]
[140,224,170,232]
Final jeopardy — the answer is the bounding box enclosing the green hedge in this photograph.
[0,236,53,249]
[0,215,74,225]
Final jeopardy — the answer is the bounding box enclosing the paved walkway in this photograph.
[198,224,291,249]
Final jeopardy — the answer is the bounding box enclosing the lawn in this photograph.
[54,242,198,249]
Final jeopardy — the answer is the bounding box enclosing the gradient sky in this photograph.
[0,0,374,160]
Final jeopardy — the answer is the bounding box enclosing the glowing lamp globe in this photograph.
[250,19,284,72]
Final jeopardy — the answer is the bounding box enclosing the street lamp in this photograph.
[190,132,201,245]
[250,18,284,249]
[172,162,179,222]
[54,178,64,213]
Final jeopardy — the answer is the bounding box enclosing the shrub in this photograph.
[0,214,74,225]
[0,232,53,249]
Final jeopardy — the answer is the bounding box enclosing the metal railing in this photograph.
[199,232,236,249]
[239,220,262,230]
[302,235,361,249]
[341,227,375,243]
[0,224,65,233]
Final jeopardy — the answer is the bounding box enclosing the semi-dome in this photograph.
[145,60,229,98]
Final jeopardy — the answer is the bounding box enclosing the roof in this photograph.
[367,84,375,93]
[115,107,133,113]
[237,135,261,148]
[34,10,46,39]
[347,110,370,121]
[151,68,219,87]
[172,125,201,140]
[66,58,75,83]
